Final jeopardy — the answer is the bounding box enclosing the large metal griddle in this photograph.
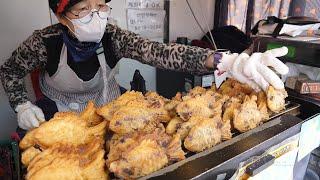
[137,95,320,180]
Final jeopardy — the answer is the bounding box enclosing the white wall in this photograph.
[169,0,215,41]
[109,0,215,91]
[0,0,51,140]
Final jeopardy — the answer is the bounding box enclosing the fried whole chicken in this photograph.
[233,95,263,132]
[24,138,107,180]
[176,91,228,121]
[20,110,107,150]
[184,116,223,152]
[19,101,107,150]
[98,91,171,134]
[107,125,185,179]
[96,91,144,120]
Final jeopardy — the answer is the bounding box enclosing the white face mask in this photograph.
[66,11,108,43]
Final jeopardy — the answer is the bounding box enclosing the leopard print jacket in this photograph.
[0,23,215,109]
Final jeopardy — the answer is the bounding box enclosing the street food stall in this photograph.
[0,0,320,180]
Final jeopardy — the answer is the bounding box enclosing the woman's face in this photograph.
[57,0,107,32]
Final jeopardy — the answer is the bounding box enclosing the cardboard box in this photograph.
[295,80,320,94]
[285,75,309,90]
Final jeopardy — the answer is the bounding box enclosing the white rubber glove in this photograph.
[217,52,262,91]
[242,47,289,91]
[15,101,45,130]
[217,47,289,91]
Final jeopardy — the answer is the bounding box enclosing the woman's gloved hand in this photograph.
[15,101,45,130]
[214,47,289,91]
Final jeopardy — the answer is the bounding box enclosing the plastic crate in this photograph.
[0,141,20,180]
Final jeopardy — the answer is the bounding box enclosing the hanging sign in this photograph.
[126,0,164,9]
[127,9,165,38]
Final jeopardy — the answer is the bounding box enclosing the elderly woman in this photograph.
[0,0,288,131]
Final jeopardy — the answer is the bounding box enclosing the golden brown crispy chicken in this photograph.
[97,91,144,120]
[25,139,107,180]
[233,95,263,132]
[176,116,203,140]
[176,91,228,121]
[109,94,172,134]
[166,117,183,135]
[108,126,185,179]
[109,139,168,179]
[20,111,107,150]
[256,91,270,121]
[220,119,233,140]
[164,93,183,118]
[222,97,242,124]
[21,147,42,167]
[100,91,171,135]
[80,101,104,127]
[221,97,242,139]
[107,133,135,164]
[219,79,254,98]
[267,86,288,113]
[109,106,157,134]
[184,116,222,152]
[221,79,288,113]
[183,86,207,100]
[166,134,186,162]
[145,91,169,102]
[127,95,171,123]
[209,84,217,93]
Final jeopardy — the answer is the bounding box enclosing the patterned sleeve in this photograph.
[0,31,48,110]
[106,24,215,74]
